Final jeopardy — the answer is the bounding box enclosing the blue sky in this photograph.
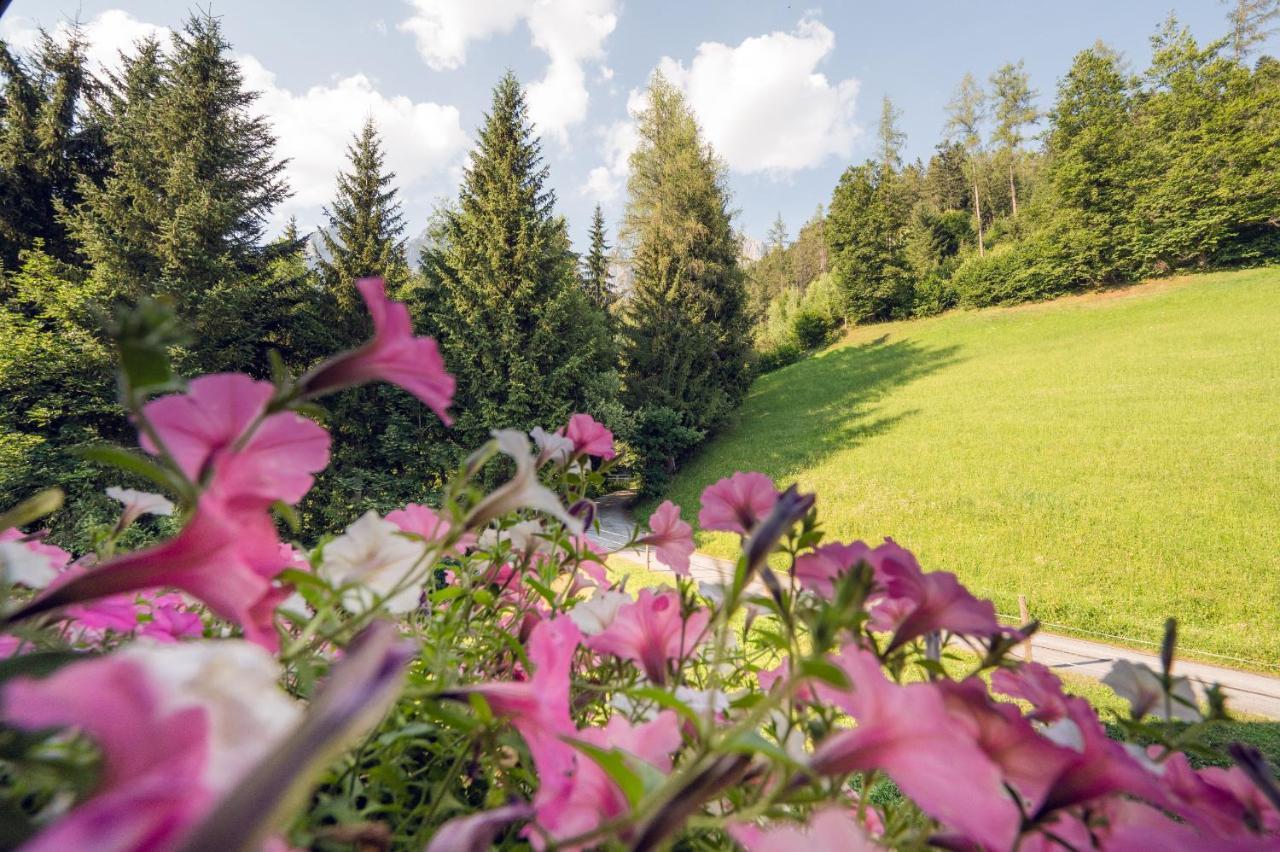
[3,1,1269,253]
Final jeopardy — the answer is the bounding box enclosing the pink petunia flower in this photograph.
[587,588,710,685]
[141,373,330,507]
[729,807,879,851]
[640,501,694,576]
[534,711,682,849]
[300,277,455,424]
[1,641,299,852]
[990,662,1071,724]
[0,528,71,588]
[866,539,1000,651]
[810,645,1022,849]
[13,495,292,650]
[793,540,873,598]
[697,472,777,535]
[559,413,615,459]
[386,502,475,555]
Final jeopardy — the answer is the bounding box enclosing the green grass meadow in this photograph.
[654,268,1280,668]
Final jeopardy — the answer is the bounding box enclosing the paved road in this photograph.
[589,495,1280,719]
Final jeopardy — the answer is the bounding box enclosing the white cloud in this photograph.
[239,57,467,228]
[656,17,860,175]
[398,0,617,144]
[580,117,638,202]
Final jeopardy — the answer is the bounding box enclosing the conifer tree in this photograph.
[877,95,906,173]
[319,118,408,321]
[945,73,988,255]
[69,13,287,308]
[620,72,750,484]
[581,203,612,310]
[1222,0,1280,61]
[990,61,1037,216]
[420,72,616,451]
[0,28,103,266]
[827,162,912,323]
[767,213,789,251]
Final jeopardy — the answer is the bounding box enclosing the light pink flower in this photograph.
[697,472,778,535]
[757,659,815,704]
[141,373,330,506]
[387,502,475,555]
[640,501,694,576]
[867,539,1000,651]
[990,662,1071,723]
[13,495,291,650]
[139,593,203,643]
[793,541,872,598]
[587,588,710,685]
[559,413,615,459]
[810,645,1021,850]
[1029,696,1169,819]
[729,807,879,851]
[301,277,455,424]
[465,616,582,775]
[2,641,299,852]
[534,711,682,848]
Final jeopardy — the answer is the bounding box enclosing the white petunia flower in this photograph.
[530,426,575,467]
[106,486,175,526]
[1102,659,1199,721]
[568,589,632,635]
[122,640,301,791]
[0,541,58,589]
[319,511,428,614]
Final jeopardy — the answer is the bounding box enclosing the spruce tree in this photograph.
[581,203,613,310]
[1223,0,1280,61]
[0,28,103,267]
[877,96,906,173]
[619,72,750,485]
[420,72,616,452]
[319,118,409,320]
[827,162,912,323]
[69,13,287,308]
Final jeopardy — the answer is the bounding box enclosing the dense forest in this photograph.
[1,7,1277,549]
[748,11,1280,367]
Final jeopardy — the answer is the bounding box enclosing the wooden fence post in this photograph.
[1018,594,1033,662]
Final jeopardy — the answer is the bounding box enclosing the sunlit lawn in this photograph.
[650,267,1280,669]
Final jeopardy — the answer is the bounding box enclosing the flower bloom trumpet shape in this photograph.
[639,501,694,576]
[300,277,455,424]
[140,373,330,506]
[587,588,710,685]
[7,495,292,650]
[559,413,615,460]
[2,640,301,852]
[0,528,71,589]
[464,430,583,535]
[697,471,778,535]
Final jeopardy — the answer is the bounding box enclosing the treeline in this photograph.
[747,9,1280,367]
[0,15,750,546]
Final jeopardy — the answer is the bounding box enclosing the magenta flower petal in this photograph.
[301,278,455,424]
[697,472,777,535]
[793,541,872,597]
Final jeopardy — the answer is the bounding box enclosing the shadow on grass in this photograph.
[712,337,963,483]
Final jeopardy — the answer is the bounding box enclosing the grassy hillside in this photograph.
[655,268,1280,668]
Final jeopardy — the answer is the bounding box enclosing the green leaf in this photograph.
[722,730,801,766]
[73,445,183,495]
[0,650,89,684]
[272,501,301,534]
[524,577,557,608]
[563,739,649,809]
[625,686,700,723]
[430,586,466,604]
[797,657,850,690]
[0,488,64,531]
[117,339,175,392]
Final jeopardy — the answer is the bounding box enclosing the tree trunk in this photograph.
[972,176,985,257]
[1009,159,1018,218]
